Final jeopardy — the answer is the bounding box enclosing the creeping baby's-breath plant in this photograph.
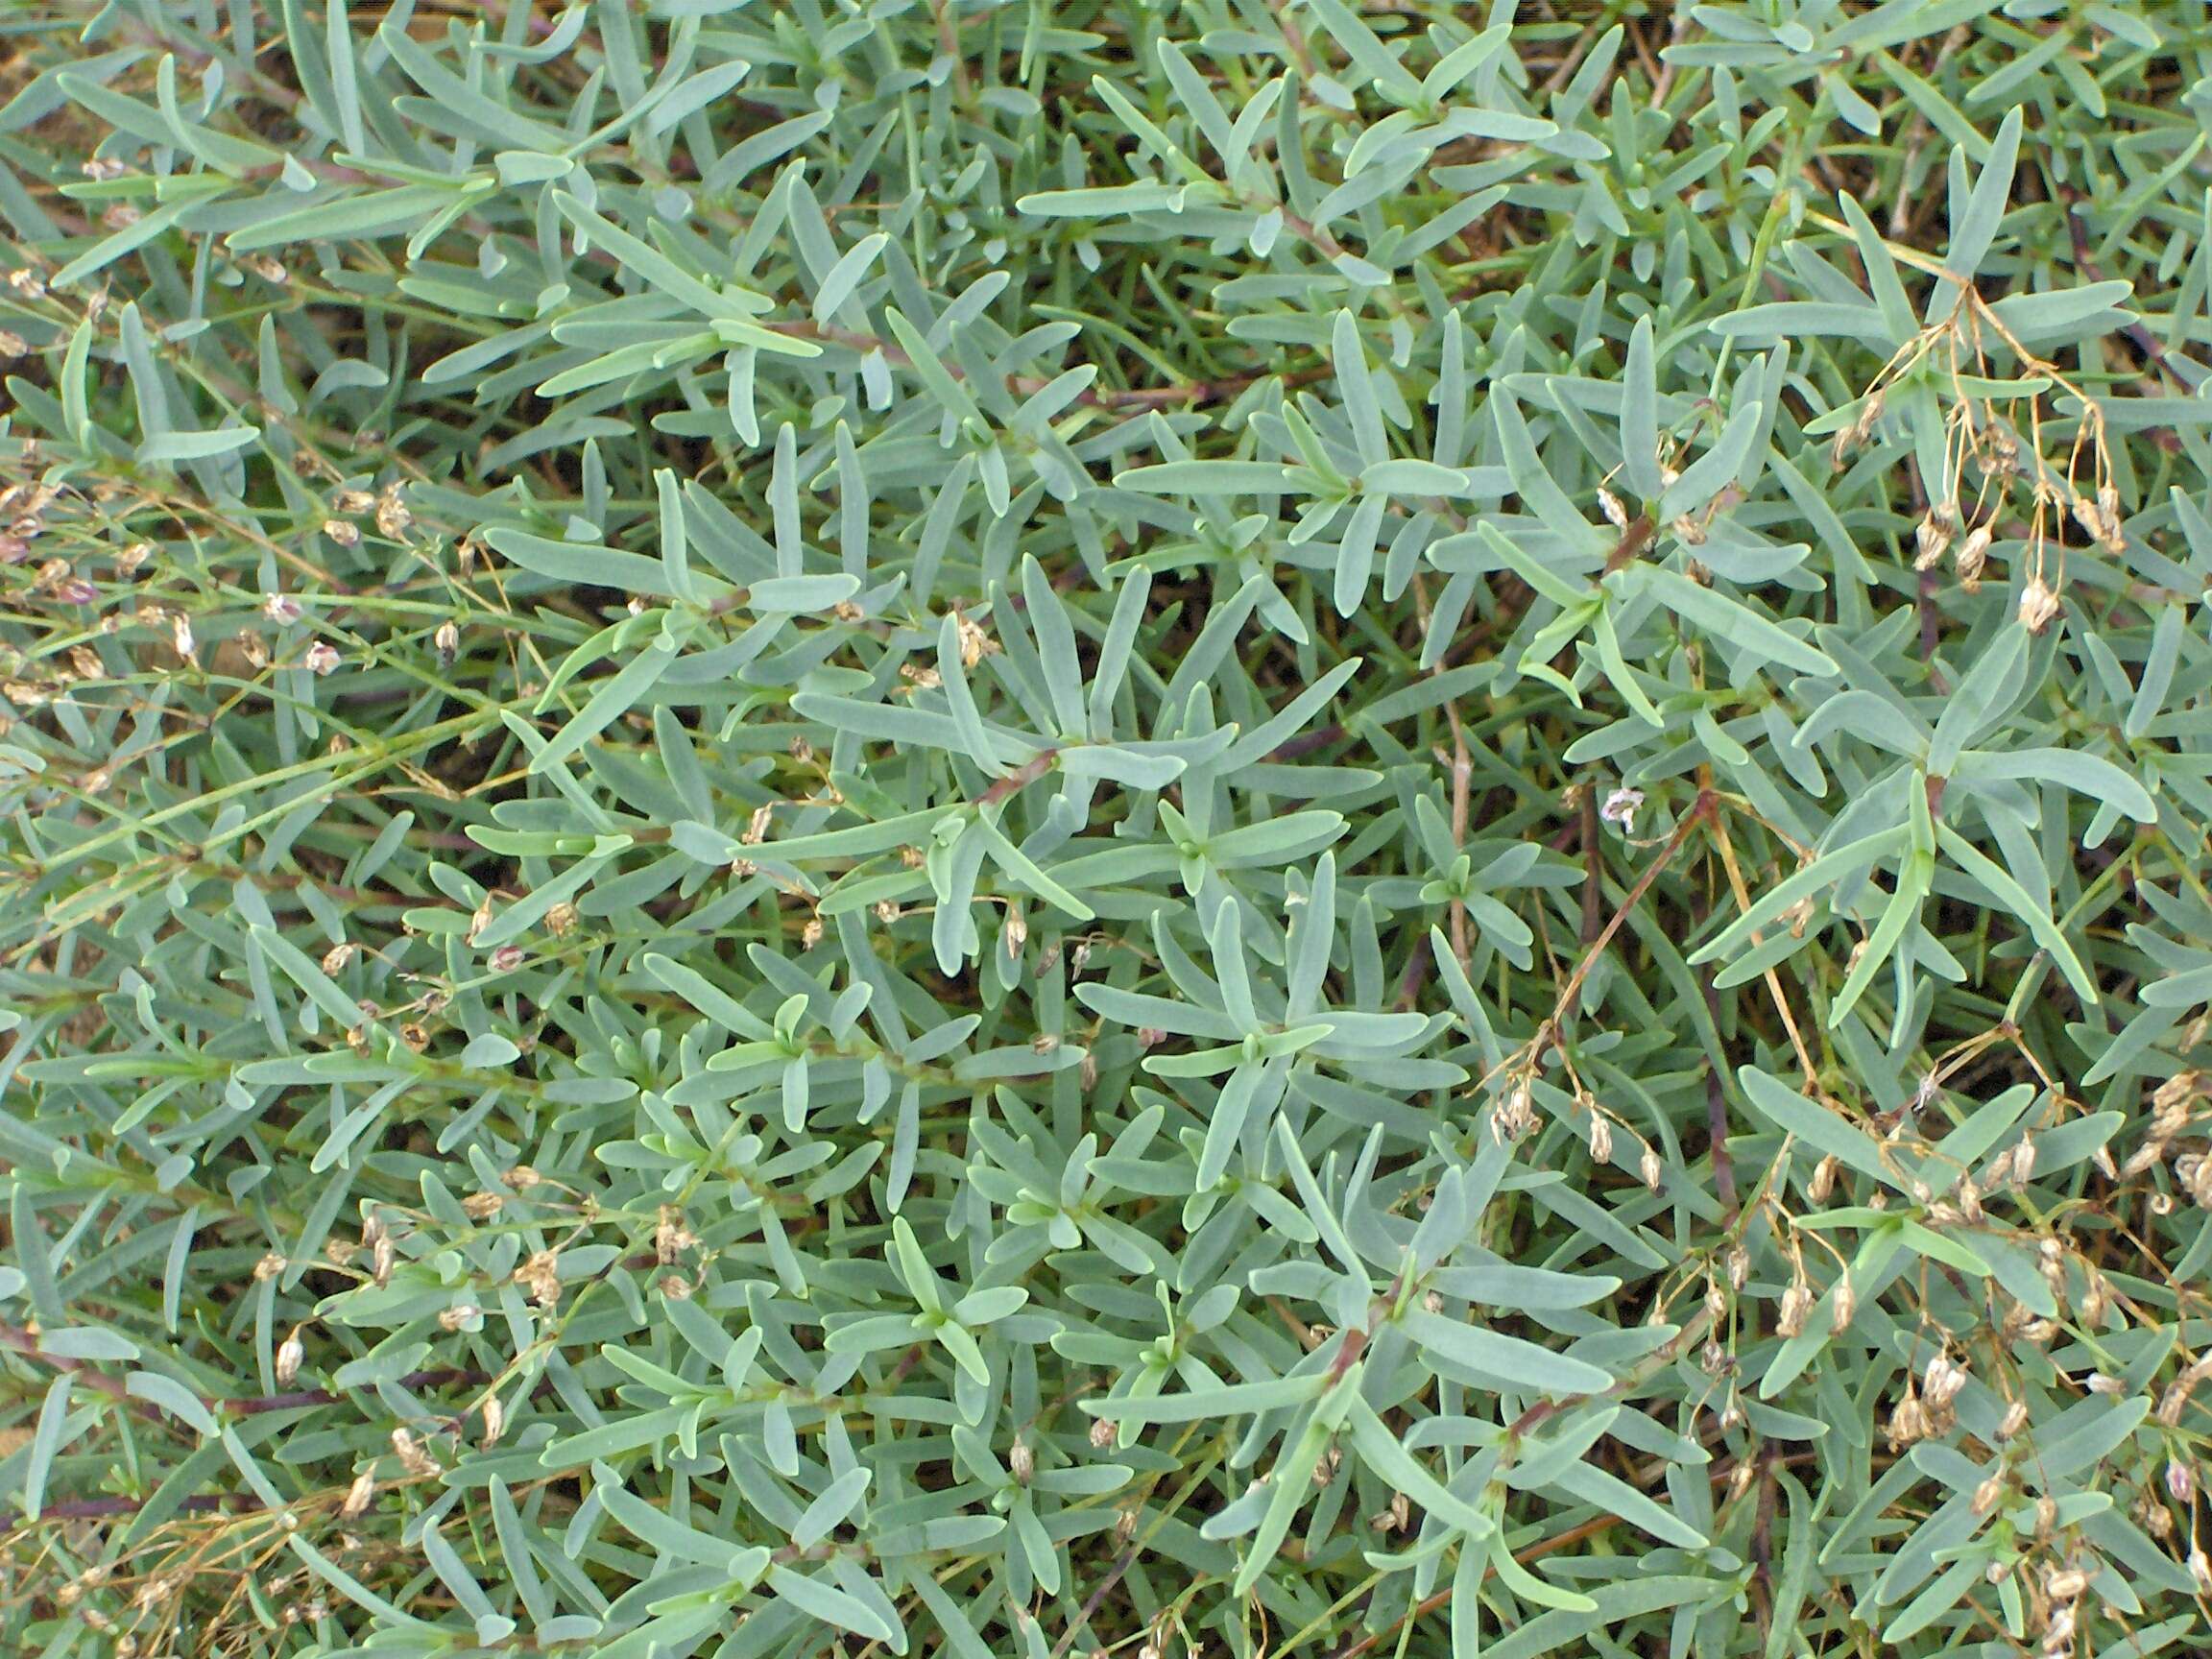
[4,4,2212,1658]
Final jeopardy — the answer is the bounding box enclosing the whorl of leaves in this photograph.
[3,3,2212,1657]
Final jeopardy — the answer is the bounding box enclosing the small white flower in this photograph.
[1600,786,1645,835]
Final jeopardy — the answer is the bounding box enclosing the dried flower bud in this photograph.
[2167,1456,2194,1503]
[655,1206,696,1265]
[1887,1382,1928,1450]
[254,1251,287,1281]
[2158,1380,2193,1427]
[1009,1439,1034,1483]
[333,1478,373,1530]
[438,1305,480,1332]
[1925,1354,1968,1408]
[489,944,524,974]
[2154,1070,2205,1115]
[2018,576,2060,635]
[516,1248,562,1307]
[1958,1177,1984,1224]
[1090,1415,1117,1450]
[304,640,341,676]
[480,1394,506,1447]
[1496,1080,1536,1142]
[276,1327,304,1387]
[265,591,303,624]
[1776,1282,1812,1337]
[376,487,413,539]
[1725,1245,1749,1292]
[1588,1112,1612,1165]
[391,1428,438,1479]
[2044,1567,2088,1601]
[953,610,996,667]
[323,517,361,548]
[1913,504,1957,569]
[1596,486,1628,529]
[2191,1548,2212,1595]
[1640,1143,1664,1192]
[1957,523,1992,587]
[1973,1474,2004,1514]
[1808,1154,1839,1205]
[1831,1273,1856,1331]
[2080,1272,2110,1328]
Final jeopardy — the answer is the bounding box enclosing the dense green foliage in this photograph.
[5,2,2212,1656]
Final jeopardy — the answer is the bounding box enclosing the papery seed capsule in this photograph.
[1009,1440,1034,1483]
[481,1395,505,1448]
[1090,1416,1117,1450]
[1588,1113,1613,1164]
[1640,1144,1664,1191]
[2167,1456,2195,1503]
